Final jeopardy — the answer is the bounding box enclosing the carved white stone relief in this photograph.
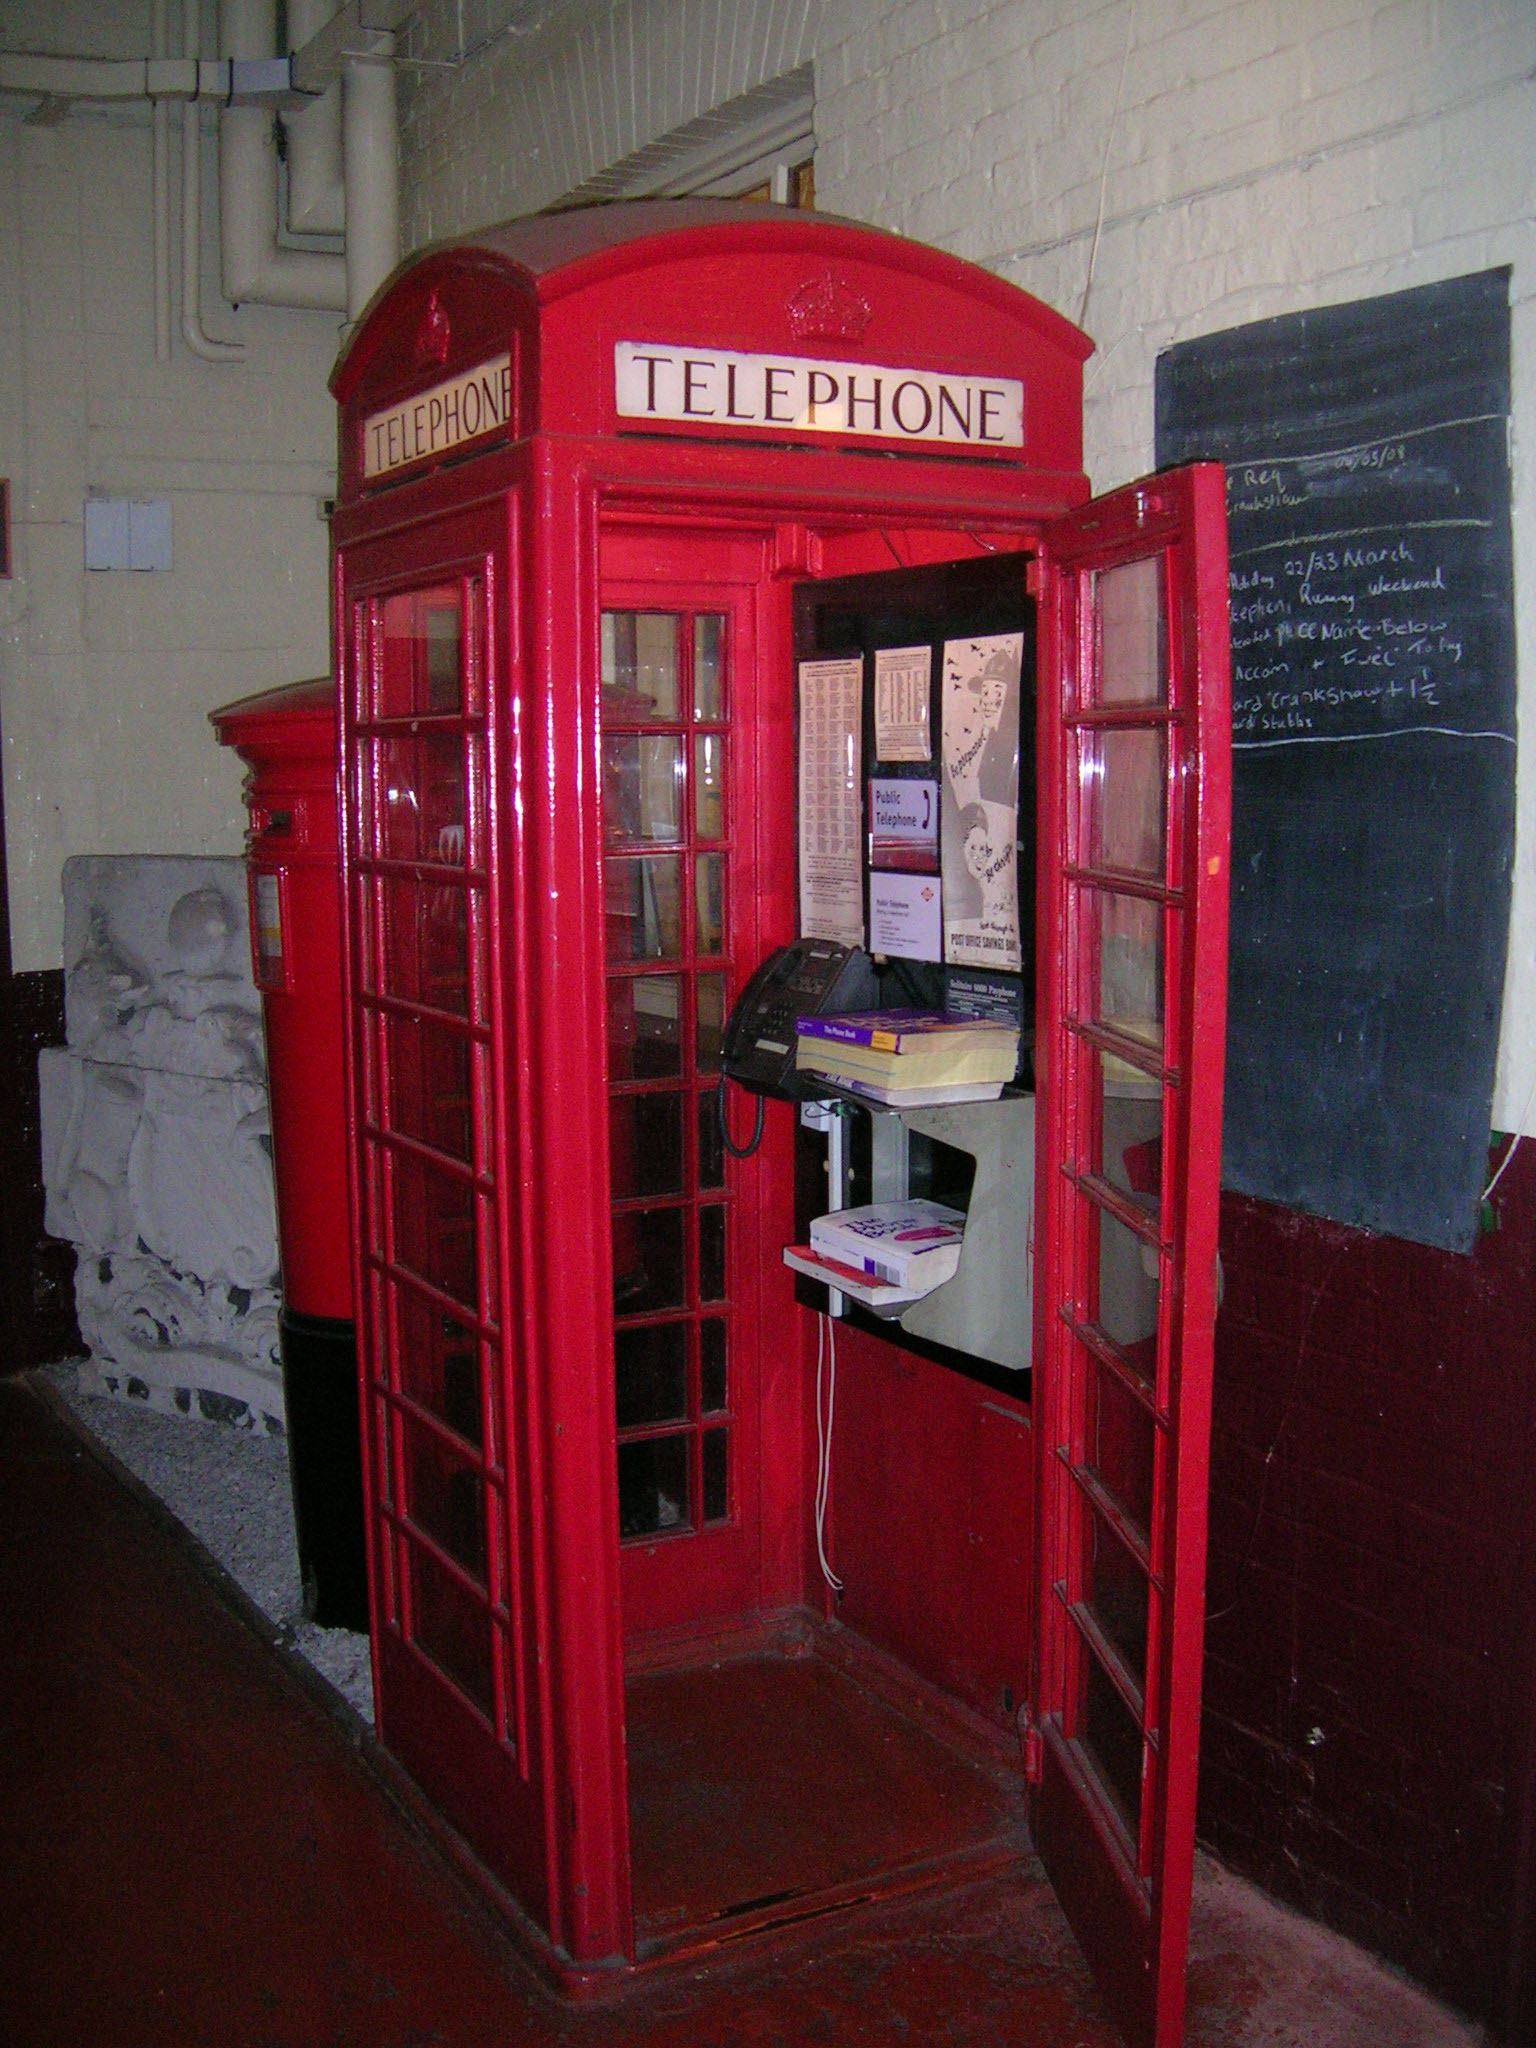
[39,856,284,1432]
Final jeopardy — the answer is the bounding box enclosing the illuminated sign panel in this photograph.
[615,342,1024,450]
[363,354,512,479]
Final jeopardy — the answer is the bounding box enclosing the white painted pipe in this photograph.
[219,0,347,312]
[152,0,171,361]
[342,45,398,320]
[182,0,244,361]
[283,0,344,236]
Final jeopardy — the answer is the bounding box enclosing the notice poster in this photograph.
[873,645,933,760]
[869,871,943,962]
[868,776,939,872]
[939,632,1023,973]
[797,656,865,946]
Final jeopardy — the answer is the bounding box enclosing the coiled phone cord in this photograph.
[716,1069,765,1159]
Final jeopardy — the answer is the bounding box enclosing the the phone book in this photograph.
[795,1007,1017,1053]
[809,1198,966,1292]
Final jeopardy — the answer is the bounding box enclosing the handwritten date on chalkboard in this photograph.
[1156,270,1515,1252]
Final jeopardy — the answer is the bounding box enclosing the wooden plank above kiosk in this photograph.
[1156,269,1515,1251]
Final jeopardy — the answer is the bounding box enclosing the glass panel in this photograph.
[1081,1646,1143,1840]
[618,1434,689,1538]
[609,1092,683,1199]
[1088,1357,1156,1543]
[1097,1045,1163,1201]
[1084,1500,1148,1688]
[613,1207,686,1314]
[1096,556,1165,707]
[603,856,681,962]
[1094,1199,1160,1380]
[634,614,680,717]
[376,734,466,866]
[380,587,461,718]
[410,1540,493,1718]
[1089,727,1164,880]
[694,734,724,840]
[603,735,682,845]
[396,1284,482,1448]
[374,875,472,1017]
[700,1318,727,1411]
[391,1149,477,1312]
[698,1203,726,1304]
[697,1093,724,1191]
[703,1427,728,1522]
[696,972,724,1075]
[383,1013,473,1164]
[1089,888,1163,1053]
[614,1321,688,1428]
[693,615,724,719]
[424,602,461,712]
[607,974,682,1081]
[406,1417,487,1583]
[695,852,724,955]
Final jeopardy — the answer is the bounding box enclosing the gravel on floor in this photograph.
[39,1359,374,1725]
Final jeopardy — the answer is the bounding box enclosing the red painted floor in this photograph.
[0,1375,1479,2048]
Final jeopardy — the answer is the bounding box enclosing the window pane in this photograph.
[375,733,466,866]
[700,1318,727,1411]
[697,1092,724,1191]
[380,586,460,717]
[601,612,679,718]
[694,733,724,840]
[695,852,724,955]
[1081,1647,1143,1841]
[1094,1199,1159,1379]
[618,1434,689,1538]
[603,735,682,845]
[693,614,724,719]
[699,1203,726,1304]
[1096,556,1165,707]
[615,1321,688,1428]
[383,1013,474,1164]
[1088,726,1164,879]
[405,1417,487,1583]
[696,972,724,1076]
[609,1092,684,1199]
[603,855,681,962]
[410,1540,493,1718]
[372,874,475,1018]
[396,1284,482,1449]
[1084,1501,1148,1690]
[614,1207,686,1314]
[1088,1357,1155,1543]
[1087,888,1163,1054]
[391,1149,477,1313]
[1097,1046,1163,1203]
[607,975,681,1081]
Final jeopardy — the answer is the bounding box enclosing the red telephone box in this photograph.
[329,200,1228,2048]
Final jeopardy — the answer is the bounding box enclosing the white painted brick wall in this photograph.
[0,108,341,972]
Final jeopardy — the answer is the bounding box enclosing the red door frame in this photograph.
[1030,463,1231,2048]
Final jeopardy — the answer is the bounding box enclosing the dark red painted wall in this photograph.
[1201,1144,1536,2035]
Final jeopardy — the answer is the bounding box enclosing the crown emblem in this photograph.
[787,270,872,343]
[414,288,452,369]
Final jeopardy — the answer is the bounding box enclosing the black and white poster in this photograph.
[939,632,1023,973]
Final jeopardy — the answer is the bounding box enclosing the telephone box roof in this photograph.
[331,200,1093,496]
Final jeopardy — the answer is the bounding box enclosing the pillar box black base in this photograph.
[280,1307,368,1634]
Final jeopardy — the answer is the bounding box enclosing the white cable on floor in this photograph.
[814,1311,842,1594]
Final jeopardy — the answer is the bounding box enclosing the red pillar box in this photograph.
[211,678,367,1632]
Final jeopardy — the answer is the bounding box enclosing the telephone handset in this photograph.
[721,939,880,1100]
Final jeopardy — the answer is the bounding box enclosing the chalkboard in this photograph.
[1156,269,1515,1251]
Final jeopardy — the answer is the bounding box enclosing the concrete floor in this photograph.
[0,1372,1486,2048]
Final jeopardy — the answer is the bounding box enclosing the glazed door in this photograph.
[339,509,550,1917]
[599,550,776,1642]
[1031,463,1230,2048]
